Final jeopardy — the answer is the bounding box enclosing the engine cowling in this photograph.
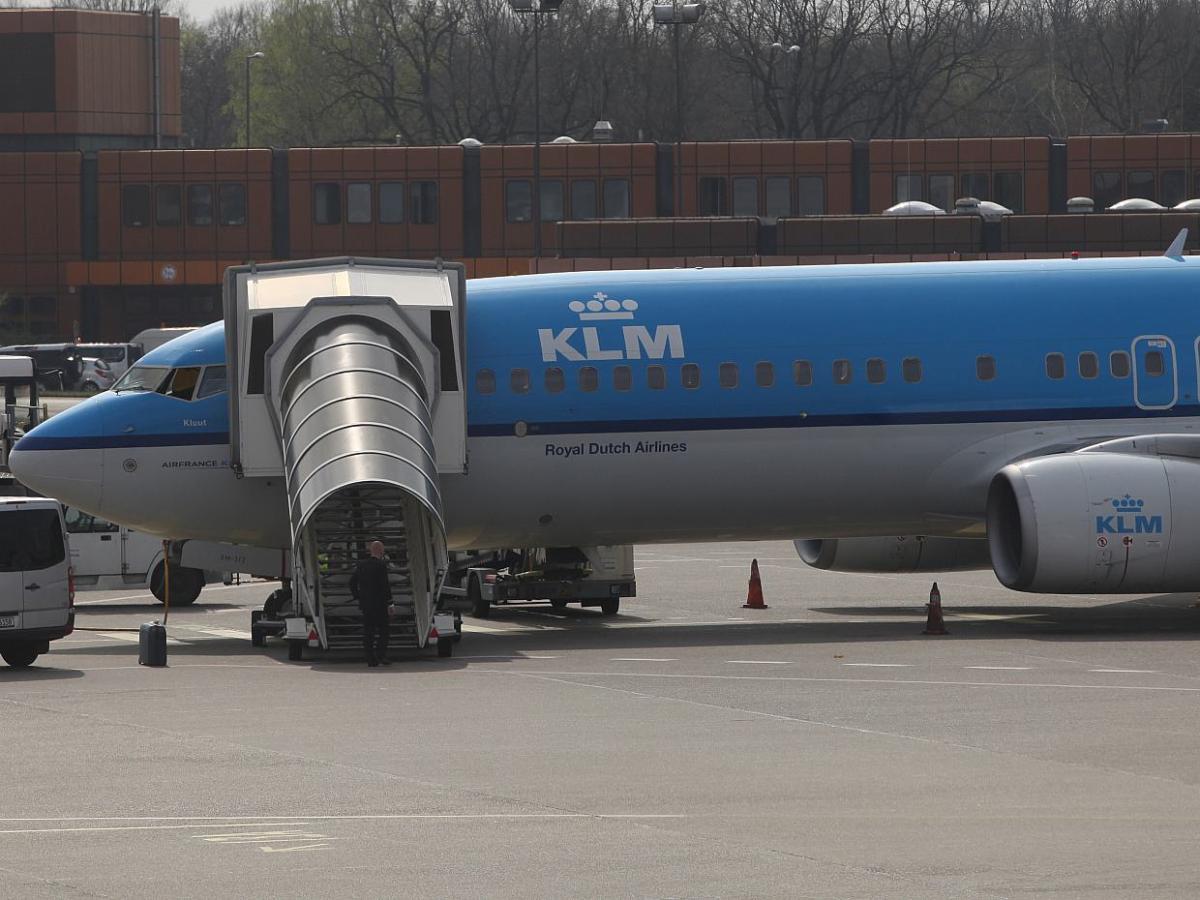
[987,451,1200,593]
[795,536,991,573]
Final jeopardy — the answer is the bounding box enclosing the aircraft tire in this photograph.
[150,563,203,606]
[468,576,489,618]
[1,645,39,668]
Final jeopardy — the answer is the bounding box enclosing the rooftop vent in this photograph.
[1108,198,1165,212]
[1067,196,1094,213]
[883,200,944,216]
[458,137,482,148]
[551,135,577,144]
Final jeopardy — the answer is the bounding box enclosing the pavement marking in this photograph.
[965,666,1032,671]
[0,814,687,832]
[842,663,912,668]
[92,630,184,645]
[74,582,250,606]
[726,660,791,665]
[1089,668,1159,674]
[610,658,678,662]
[460,623,518,634]
[0,823,306,836]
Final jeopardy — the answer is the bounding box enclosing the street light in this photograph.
[768,43,800,139]
[509,0,565,259]
[652,2,705,215]
[245,51,265,149]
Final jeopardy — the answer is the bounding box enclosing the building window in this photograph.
[698,177,726,216]
[347,182,372,224]
[613,365,632,391]
[218,183,246,226]
[506,180,532,223]
[411,181,438,224]
[579,366,598,392]
[379,182,405,223]
[1145,350,1165,377]
[993,172,1023,212]
[929,174,955,212]
[732,177,758,216]
[833,359,852,384]
[544,367,565,393]
[719,362,738,388]
[1127,170,1155,202]
[765,177,791,218]
[797,176,824,215]
[510,368,531,394]
[475,369,496,394]
[571,180,597,219]
[647,365,666,390]
[541,179,564,222]
[313,183,341,225]
[122,184,150,227]
[793,360,812,386]
[895,174,922,203]
[1110,350,1131,378]
[681,363,701,389]
[976,355,996,381]
[755,361,774,387]
[866,358,886,384]
[187,184,212,226]
[155,185,181,226]
[1078,351,1099,379]
[603,179,630,218]
[1162,170,1186,208]
[902,357,922,383]
[1045,353,1065,380]
[1092,172,1121,209]
[960,173,988,200]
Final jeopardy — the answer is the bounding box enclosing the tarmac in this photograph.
[3,541,1200,898]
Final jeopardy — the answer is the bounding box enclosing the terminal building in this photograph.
[1,8,1199,343]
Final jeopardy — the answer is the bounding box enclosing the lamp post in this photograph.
[510,0,565,259]
[245,51,265,149]
[653,2,705,215]
[769,42,800,138]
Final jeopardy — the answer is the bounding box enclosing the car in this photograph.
[78,357,115,394]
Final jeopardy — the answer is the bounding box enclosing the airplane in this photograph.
[12,247,1200,619]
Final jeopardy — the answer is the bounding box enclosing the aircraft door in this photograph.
[1132,336,1177,409]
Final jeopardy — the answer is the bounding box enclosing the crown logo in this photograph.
[568,292,638,321]
[1111,495,1145,513]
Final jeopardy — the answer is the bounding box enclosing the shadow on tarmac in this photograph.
[0,666,85,681]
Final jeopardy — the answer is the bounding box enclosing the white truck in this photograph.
[62,506,219,605]
[443,546,636,618]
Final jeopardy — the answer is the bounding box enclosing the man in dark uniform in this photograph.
[349,540,392,666]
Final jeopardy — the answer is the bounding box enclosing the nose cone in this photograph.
[10,397,107,513]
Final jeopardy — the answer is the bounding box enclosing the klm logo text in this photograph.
[538,325,685,363]
[1095,495,1164,534]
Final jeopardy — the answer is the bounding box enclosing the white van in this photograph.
[0,498,73,668]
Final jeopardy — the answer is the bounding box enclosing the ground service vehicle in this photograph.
[0,497,73,668]
[75,343,140,379]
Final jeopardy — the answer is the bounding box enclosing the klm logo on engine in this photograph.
[1096,495,1164,534]
[538,293,685,362]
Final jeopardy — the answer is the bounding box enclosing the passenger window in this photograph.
[681,363,701,389]
[755,361,774,387]
[475,369,496,395]
[603,179,630,218]
[218,183,246,226]
[613,365,633,391]
[793,360,812,386]
[902,357,922,383]
[833,359,852,385]
[379,182,405,223]
[647,365,666,390]
[155,185,181,226]
[163,366,201,401]
[732,177,758,216]
[187,184,213,226]
[765,177,791,218]
[796,176,824,216]
[510,368,531,394]
[410,181,438,224]
[1045,353,1065,380]
[579,366,599,392]
[866,358,886,384]
[976,355,996,381]
[1109,351,1131,378]
[122,184,150,227]
[347,182,372,224]
[506,180,532,223]
[719,362,738,388]
[544,367,565,394]
[698,178,726,216]
[571,180,597,219]
[313,183,341,225]
[63,506,118,534]
[1145,350,1165,377]
[1078,351,1099,379]
[196,365,227,399]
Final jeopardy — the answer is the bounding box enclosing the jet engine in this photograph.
[987,444,1200,593]
[795,536,991,573]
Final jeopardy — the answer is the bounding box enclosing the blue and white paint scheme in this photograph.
[16,253,1200,595]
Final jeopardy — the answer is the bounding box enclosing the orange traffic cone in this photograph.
[743,559,768,609]
[923,582,948,635]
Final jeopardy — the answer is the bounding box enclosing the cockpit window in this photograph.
[196,365,227,399]
[159,367,202,401]
[113,365,169,393]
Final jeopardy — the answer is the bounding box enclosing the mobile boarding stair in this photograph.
[225,258,467,660]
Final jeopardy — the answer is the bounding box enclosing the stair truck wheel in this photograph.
[1,644,39,668]
[600,597,620,616]
[468,575,489,618]
[437,637,453,658]
[287,639,304,661]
